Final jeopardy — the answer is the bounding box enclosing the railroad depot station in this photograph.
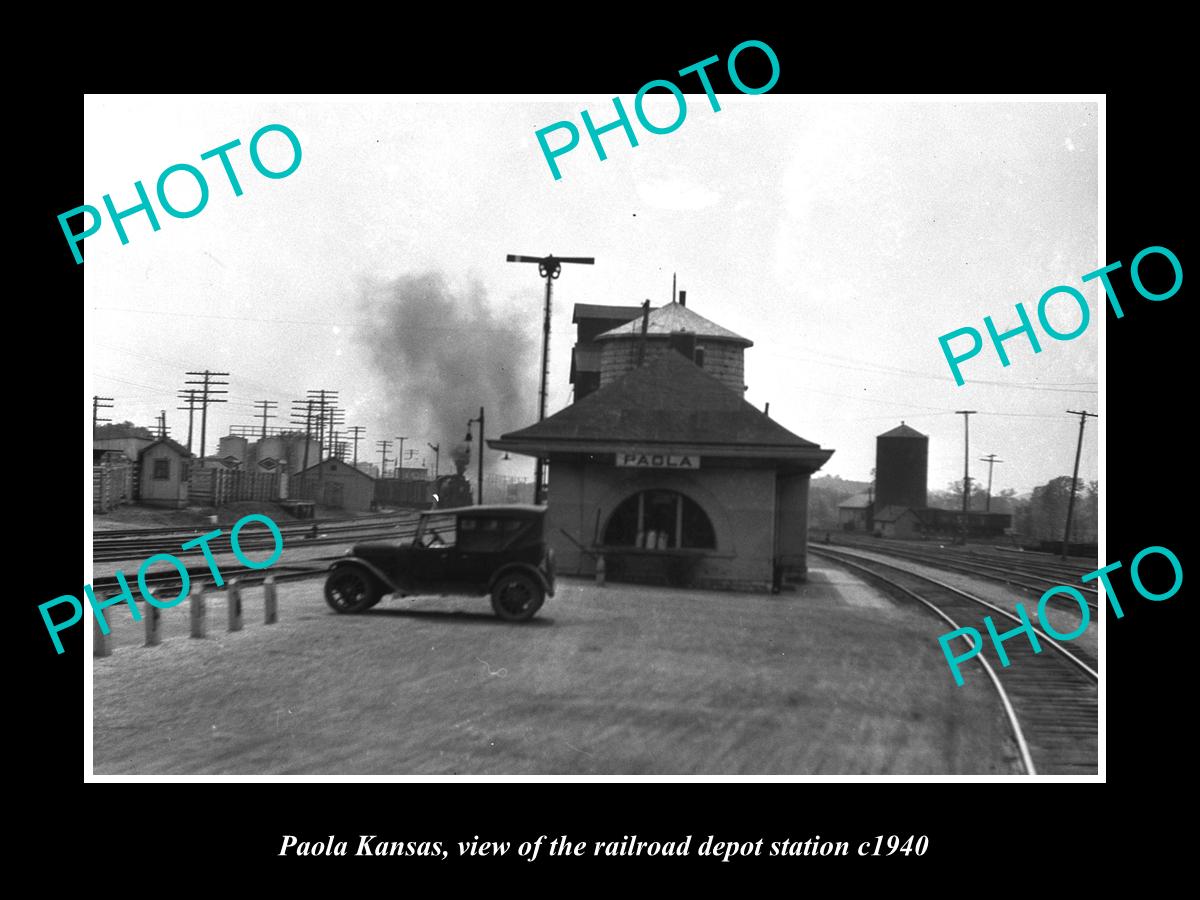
[491,295,833,591]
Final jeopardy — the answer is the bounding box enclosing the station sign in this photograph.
[615,451,700,469]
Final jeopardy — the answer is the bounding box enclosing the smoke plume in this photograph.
[356,272,539,458]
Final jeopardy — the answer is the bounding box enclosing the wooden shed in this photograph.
[295,458,377,512]
[137,438,193,509]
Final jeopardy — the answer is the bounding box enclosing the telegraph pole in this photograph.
[290,399,316,473]
[325,405,345,455]
[376,440,392,478]
[184,370,229,464]
[506,252,595,503]
[347,425,366,468]
[428,442,440,478]
[466,407,484,505]
[979,453,1004,512]
[253,400,278,439]
[92,396,113,432]
[156,410,168,439]
[306,389,338,481]
[1062,410,1098,560]
[394,437,407,478]
[955,410,977,544]
[177,389,199,455]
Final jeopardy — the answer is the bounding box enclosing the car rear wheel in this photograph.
[324,567,380,614]
[490,572,544,622]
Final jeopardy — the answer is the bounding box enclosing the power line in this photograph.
[1062,410,1097,560]
[978,453,1004,512]
[347,426,366,468]
[290,398,317,475]
[376,439,392,478]
[954,411,977,545]
[92,396,114,432]
[253,400,278,439]
[177,389,200,456]
[183,371,229,462]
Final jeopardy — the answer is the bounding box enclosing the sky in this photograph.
[84,95,1098,494]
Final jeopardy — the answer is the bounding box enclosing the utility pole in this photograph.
[955,410,977,545]
[184,370,229,464]
[466,407,484,505]
[289,398,317,499]
[290,399,316,473]
[325,405,345,455]
[394,437,407,478]
[1062,410,1098,560]
[176,389,199,455]
[506,252,595,504]
[156,410,168,439]
[376,440,392,478]
[92,396,113,433]
[347,425,366,468]
[979,453,1004,512]
[253,400,278,439]
[306,389,338,481]
[428,442,440,478]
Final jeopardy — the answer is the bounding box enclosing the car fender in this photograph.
[329,557,399,593]
[488,562,553,598]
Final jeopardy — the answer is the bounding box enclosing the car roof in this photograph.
[420,504,545,518]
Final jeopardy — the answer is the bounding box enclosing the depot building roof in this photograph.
[490,351,831,465]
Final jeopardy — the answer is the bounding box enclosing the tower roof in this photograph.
[594,301,753,346]
[878,422,927,439]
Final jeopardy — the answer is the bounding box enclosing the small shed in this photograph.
[137,438,193,508]
[295,457,376,511]
[873,505,925,539]
[837,492,873,531]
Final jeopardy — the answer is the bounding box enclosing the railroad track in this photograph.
[90,556,341,596]
[811,545,1098,776]
[92,515,421,562]
[830,538,1099,611]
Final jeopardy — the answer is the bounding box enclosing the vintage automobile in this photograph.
[323,504,555,621]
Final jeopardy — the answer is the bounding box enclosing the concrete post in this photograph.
[191,584,207,638]
[264,576,278,624]
[94,617,111,657]
[144,602,162,646]
[228,579,243,632]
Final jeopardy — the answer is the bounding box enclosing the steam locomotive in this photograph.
[431,440,475,508]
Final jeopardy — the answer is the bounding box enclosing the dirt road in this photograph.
[92,567,1018,775]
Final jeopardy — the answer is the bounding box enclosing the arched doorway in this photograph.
[602,489,716,550]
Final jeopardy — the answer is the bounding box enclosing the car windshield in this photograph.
[416,513,458,548]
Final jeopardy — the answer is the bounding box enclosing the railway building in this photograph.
[492,295,834,591]
[294,457,376,512]
[137,437,193,508]
[837,492,873,531]
[94,428,155,463]
[569,303,642,401]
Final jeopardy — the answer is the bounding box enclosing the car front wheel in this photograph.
[325,567,380,614]
[490,572,544,622]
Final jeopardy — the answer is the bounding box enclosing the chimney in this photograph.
[637,299,650,366]
[679,290,687,307]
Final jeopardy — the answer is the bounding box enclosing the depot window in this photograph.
[152,458,170,480]
[603,490,716,550]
